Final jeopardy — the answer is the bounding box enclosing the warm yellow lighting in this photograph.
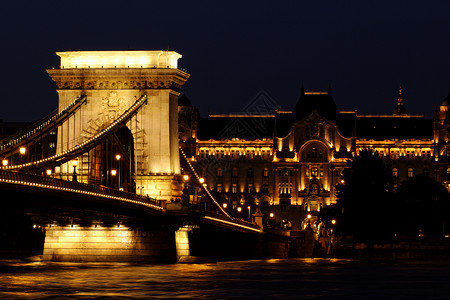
[199,177,205,184]
[269,212,275,218]
[46,169,52,176]
[331,219,336,225]
[307,214,312,219]
[2,159,8,166]
[223,203,228,209]
[340,179,345,184]
[183,174,189,181]
[72,160,78,167]
[19,147,26,155]
[115,154,121,160]
[57,51,182,69]
[111,169,117,176]
[237,207,242,212]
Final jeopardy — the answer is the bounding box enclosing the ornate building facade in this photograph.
[179,87,450,230]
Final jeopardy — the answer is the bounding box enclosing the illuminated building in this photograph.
[179,86,450,230]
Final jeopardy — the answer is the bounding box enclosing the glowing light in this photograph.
[72,160,78,167]
[269,212,275,218]
[237,207,242,212]
[2,160,8,166]
[307,214,312,219]
[183,174,189,181]
[19,147,26,155]
[331,219,336,225]
[57,51,182,69]
[115,154,121,160]
[46,169,52,176]
[223,203,228,209]
[199,177,205,184]
[111,170,117,176]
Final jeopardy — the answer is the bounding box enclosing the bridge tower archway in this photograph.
[47,51,190,201]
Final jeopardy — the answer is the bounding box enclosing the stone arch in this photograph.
[299,140,330,162]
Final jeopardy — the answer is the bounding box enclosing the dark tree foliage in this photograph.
[396,175,450,237]
[335,149,394,246]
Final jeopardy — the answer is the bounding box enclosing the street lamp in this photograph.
[182,174,190,205]
[72,160,78,182]
[19,147,26,164]
[115,154,121,190]
[2,159,8,166]
[247,205,251,220]
[46,169,52,176]
[223,203,228,209]
[111,169,117,176]
[199,177,205,184]
[237,206,242,213]
[269,212,274,218]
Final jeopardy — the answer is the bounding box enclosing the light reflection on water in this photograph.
[1,259,450,299]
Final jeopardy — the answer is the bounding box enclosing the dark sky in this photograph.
[1,0,450,121]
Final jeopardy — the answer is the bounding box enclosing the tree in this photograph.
[396,175,450,237]
[335,149,394,246]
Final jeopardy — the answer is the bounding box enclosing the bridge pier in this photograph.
[43,225,176,263]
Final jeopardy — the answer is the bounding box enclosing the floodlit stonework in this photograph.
[47,50,190,201]
[179,86,450,230]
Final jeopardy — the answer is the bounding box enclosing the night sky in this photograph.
[1,0,450,121]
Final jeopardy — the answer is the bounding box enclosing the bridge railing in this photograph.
[204,211,261,231]
[0,169,164,209]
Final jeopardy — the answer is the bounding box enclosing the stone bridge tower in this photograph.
[47,50,190,201]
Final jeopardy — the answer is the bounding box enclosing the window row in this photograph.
[199,149,272,159]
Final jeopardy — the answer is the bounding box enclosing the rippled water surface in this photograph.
[1,259,450,299]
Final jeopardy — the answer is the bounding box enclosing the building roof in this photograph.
[291,86,339,123]
[442,89,450,106]
[355,115,433,140]
[197,115,275,140]
[178,93,192,107]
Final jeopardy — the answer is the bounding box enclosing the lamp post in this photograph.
[19,147,26,165]
[72,160,78,182]
[115,154,121,190]
[182,174,189,206]
[2,159,8,167]
[46,169,52,176]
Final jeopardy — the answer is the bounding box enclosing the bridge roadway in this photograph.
[0,169,260,234]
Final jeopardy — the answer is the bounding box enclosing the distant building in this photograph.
[178,87,450,230]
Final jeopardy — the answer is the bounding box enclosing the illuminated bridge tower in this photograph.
[47,51,190,201]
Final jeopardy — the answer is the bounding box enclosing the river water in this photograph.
[1,258,450,299]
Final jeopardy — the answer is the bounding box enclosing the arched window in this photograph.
[408,168,414,178]
[392,168,398,177]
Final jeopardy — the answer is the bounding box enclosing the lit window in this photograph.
[311,167,318,177]
[217,183,222,193]
[232,183,237,193]
[263,167,269,177]
[408,168,414,178]
[248,183,253,193]
[392,168,398,177]
[217,168,222,177]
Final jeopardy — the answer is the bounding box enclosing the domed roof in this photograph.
[442,89,450,106]
[178,93,192,107]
